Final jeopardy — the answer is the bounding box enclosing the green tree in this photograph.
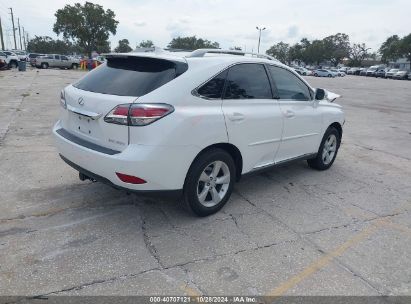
[167,36,219,50]
[27,36,82,54]
[53,2,118,57]
[138,40,154,48]
[114,39,132,53]
[348,43,371,66]
[379,35,401,63]
[322,33,351,66]
[305,40,326,65]
[266,42,290,64]
[398,34,411,65]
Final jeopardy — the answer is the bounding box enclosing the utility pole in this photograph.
[0,17,5,50]
[22,27,26,50]
[256,26,266,54]
[9,8,17,50]
[18,18,22,50]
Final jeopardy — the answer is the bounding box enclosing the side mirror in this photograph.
[315,88,325,101]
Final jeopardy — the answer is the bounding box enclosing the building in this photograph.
[388,58,410,71]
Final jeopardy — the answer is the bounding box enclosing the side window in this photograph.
[224,64,272,100]
[197,70,227,99]
[55,55,61,60]
[268,65,311,101]
[61,56,68,60]
[46,55,53,59]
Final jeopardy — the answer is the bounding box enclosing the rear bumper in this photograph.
[53,120,199,191]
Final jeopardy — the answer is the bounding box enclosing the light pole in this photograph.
[256,26,266,53]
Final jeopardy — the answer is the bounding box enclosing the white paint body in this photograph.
[53,52,344,191]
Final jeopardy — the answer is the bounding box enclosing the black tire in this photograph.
[307,127,341,171]
[9,61,18,69]
[41,63,48,69]
[328,74,332,77]
[71,63,78,69]
[183,148,236,217]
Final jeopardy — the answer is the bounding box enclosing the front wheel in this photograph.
[308,127,341,170]
[184,149,236,217]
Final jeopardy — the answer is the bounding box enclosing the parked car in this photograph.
[293,66,311,76]
[385,69,399,79]
[408,72,411,80]
[53,50,344,216]
[36,54,79,69]
[393,70,409,80]
[347,67,359,75]
[331,69,345,77]
[0,54,7,70]
[366,66,380,77]
[338,67,348,74]
[359,68,368,76]
[27,53,45,66]
[375,68,388,78]
[10,50,27,61]
[314,69,336,77]
[0,51,19,68]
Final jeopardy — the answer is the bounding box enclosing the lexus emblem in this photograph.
[78,97,84,106]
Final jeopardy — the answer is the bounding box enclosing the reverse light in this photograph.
[60,90,67,109]
[116,172,147,184]
[104,104,174,126]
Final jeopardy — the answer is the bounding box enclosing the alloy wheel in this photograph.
[322,134,337,165]
[197,161,230,207]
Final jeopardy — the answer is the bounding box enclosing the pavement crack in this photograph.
[33,267,161,297]
[141,217,165,269]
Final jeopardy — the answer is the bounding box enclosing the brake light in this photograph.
[60,90,67,109]
[104,104,174,126]
[116,172,147,184]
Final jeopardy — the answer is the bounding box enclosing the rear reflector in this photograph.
[116,172,147,184]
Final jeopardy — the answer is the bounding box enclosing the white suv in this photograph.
[53,49,344,216]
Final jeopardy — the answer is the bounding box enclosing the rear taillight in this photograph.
[104,104,174,126]
[60,90,67,109]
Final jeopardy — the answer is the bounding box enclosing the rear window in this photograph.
[73,56,188,97]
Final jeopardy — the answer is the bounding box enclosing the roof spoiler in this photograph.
[186,49,280,62]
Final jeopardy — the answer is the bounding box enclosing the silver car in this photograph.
[385,69,399,79]
[314,69,336,78]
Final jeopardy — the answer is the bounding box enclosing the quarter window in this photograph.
[224,64,272,100]
[197,70,227,99]
[268,65,311,101]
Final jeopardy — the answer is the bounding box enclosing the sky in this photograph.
[1,0,410,53]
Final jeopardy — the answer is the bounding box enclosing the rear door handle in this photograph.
[228,112,245,122]
[284,110,295,119]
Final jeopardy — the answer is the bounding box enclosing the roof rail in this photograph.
[186,49,279,62]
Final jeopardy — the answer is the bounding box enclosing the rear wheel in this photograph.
[41,62,48,69]
[308,127,341,170]
[184,149,235,217]
[71,63,78,69]
[328,74,332,77]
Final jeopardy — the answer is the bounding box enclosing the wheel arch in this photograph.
[187,143,243,183]
[329,122,343,140]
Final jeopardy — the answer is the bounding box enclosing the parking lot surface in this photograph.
[0,69,410,296]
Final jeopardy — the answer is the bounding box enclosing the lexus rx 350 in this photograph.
[53,49,344,216]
